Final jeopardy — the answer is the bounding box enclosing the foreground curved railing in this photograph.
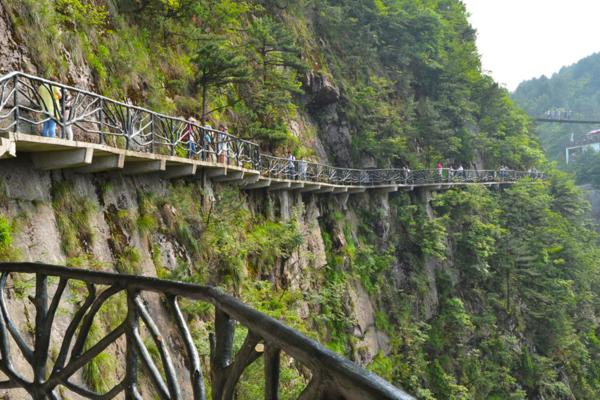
[0,263,414,400]
[0,71,545,185]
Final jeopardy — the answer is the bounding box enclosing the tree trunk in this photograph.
[202,83,207,126]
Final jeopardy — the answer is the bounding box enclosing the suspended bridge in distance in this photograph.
[534,118,600,125]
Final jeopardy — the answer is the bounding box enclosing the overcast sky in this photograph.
[462,0,600,92]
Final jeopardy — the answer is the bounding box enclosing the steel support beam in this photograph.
[123,160,166,175]
[74,154,125,173]
[212,171,244,182]
[243,180,272,190]
[298,184,321,193]
[160,164,197,179]
[31,148,94,170]
[267,182,292,191]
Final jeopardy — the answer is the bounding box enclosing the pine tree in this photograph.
[238,17,309,143]
[191,41,250,125]
[246,16,308,87]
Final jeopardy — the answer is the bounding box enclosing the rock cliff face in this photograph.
[0,154,426,398]
[0,7,466,397]
[0,2,32,76]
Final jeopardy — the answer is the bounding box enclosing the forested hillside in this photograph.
[1,1,599,400]
[512,52,600,168]
[1,0,544,170]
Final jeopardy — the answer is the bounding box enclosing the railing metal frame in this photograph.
[0,262,415,400]
[0,71,545,186]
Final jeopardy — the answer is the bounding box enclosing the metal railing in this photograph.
[0,72,259,169]
[565,136,600,148]
[0,263,415,400]
[0,71,545,186]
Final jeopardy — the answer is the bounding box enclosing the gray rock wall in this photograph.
[0,154,406,399]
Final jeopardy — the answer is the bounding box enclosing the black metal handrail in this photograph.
[564,137,600,148]
[0,71,545,185]
[0,72,260,169]
[0,262,415,400]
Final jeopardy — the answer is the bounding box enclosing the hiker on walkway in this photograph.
[61,88,74,140]
[287,151,296,180]
[500,165,508,181]
[202,124,213,162]
[436,163,443,182]
[402,166,411,184]
[449,165,455,180]
[457,164,464,181]
[218,125,229,164]
[298,156,307,181]
[39,77,62,138]
[183,117,196,158]
[569,110,573,120]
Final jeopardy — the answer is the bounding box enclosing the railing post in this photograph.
[61,85,67,139]
[33,274,48,386]
[98,98,104,145]
[13,75,19,133]
[211,309,235,400]
[171,121,175,156]
[264,345,280,400]
[151,114,155,154]
[126,106,131,150]
[125,294,140,398]
[186,122,191,159]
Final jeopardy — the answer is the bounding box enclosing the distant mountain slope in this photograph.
[511,52,600,166]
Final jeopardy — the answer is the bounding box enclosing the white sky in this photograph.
[462,0,600,91]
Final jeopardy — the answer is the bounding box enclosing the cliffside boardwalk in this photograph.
[0,72,544,194]
[0,72,546,400]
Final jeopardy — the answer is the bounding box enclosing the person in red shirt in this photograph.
[183,117,196,158]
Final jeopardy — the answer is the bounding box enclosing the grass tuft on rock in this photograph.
[52,181,97,257]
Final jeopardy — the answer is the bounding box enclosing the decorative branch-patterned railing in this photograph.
[0,71,544,186]
[0,263,415,400]
[259,155,544,185]
[0,72,259,169]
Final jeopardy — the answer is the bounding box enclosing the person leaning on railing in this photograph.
[183,117,197,158]
[287,151,296,180]
[202,124,213,162]
[403,165,411,184]
[217,125,230,164]
[38,77,62,138]
[298,156,307,181]
[61,88,75,141]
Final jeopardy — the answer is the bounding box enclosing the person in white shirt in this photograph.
[218,125,229,164]
[286,151,296,180]
[298,156,307,181]
[403,165,411,184]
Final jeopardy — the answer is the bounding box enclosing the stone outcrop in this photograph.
[301,71,340,108]
[0,3,32,75]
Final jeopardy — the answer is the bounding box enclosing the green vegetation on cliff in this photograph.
[4,0,543,168]
[2,0,600,399]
